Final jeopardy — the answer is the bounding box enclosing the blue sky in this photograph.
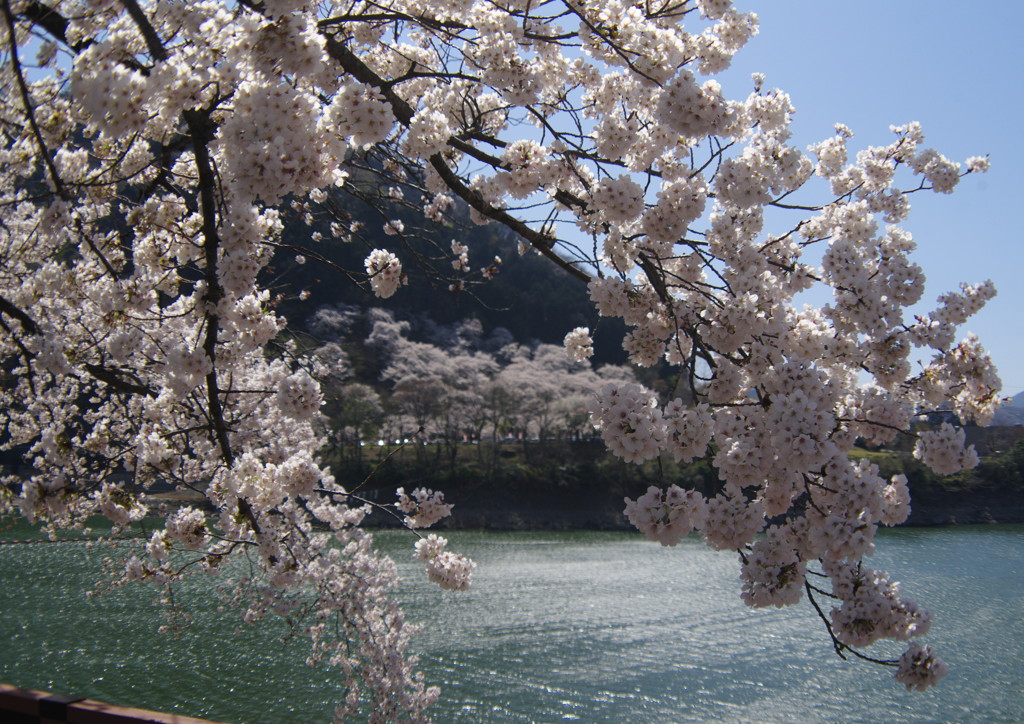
[716,1,1024,397]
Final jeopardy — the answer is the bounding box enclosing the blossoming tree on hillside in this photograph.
[0,0,1001,718]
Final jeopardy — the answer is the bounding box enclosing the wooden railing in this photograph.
[0,684,229,724]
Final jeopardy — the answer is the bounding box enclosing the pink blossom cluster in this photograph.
[913,423,979,475]
[824,560,932,648]
[563,327,594,362]
[414,535,476,591]
[93,482,147,525]
[325,82,395,149]
[894,643,949,691]
[450,240,470,272]
[395,487,454,529]
[587,382,666,463]
[663,400,715,463]
[592,175,645,223]
[275,371,323,420]
[739,527,806,608]
[364,249,405,299]
[623,484,706,546]
[165,508,209,551]
[881,475,912,527]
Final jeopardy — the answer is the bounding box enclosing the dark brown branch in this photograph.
[804,579,898,667]
[319,11,470,33]
[183,110,233,465]
[428,154,591,283]
[118,0,168,62]
[84,363,157,397]
[321,34,592,282]
[636,251,673,306]
[19,1,88,51]
[0,294,41,334]
[323,36,414,124]
[0,316,37,395]
[2,0,66,197]
[181,106,266,543]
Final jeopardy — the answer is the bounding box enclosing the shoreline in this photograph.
[141,485,1024,530]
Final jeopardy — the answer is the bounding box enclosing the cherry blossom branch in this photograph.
[1,0,65,198]
[428,155,592,282]
[804,581,898,667]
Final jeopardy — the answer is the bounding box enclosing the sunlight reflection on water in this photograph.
[0,523,1021,723]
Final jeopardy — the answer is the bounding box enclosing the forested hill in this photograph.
[993,391,1024,426]
[268,184,629,365]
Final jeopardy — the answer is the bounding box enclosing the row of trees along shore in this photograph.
[297,304,1023,528]
[0,0,1006,719]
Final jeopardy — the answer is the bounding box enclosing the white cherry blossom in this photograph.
[0,0,996,712]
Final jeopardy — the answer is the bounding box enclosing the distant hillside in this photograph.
[993,391,1024,426]
[268,182,629,365]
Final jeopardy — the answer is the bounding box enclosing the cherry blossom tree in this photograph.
[0,0,1002,718]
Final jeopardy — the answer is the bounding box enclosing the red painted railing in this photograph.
[0,683,229,724]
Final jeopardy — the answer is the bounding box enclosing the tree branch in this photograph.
[2,0,66,197]
[0,294,41,335]
[84,363,158,398]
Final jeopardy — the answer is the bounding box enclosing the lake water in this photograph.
[0,523,1021,723]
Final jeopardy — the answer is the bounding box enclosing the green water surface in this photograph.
[0,521,1021,723]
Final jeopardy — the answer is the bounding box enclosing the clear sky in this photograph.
[715,1,1024,397]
